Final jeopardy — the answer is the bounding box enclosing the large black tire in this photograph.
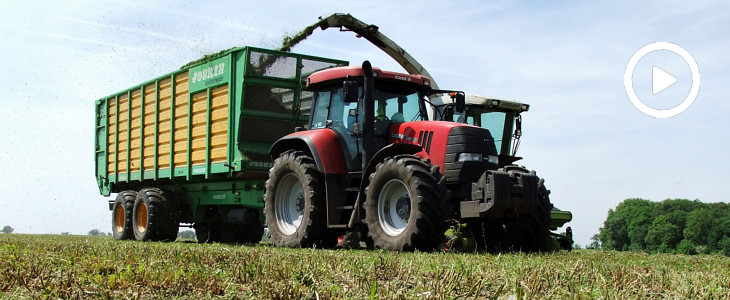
[496,166,553,252]
[365,155,448,251]
[194,222,221,243]
[220,210,265,244]
[132,188,179,242]
[195,210,264,245]
[264,150,333,248]
[111,190,137,240]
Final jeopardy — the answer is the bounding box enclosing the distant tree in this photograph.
[1,226,14,234]
[720,236,730,257]
[599,198,656,250]
[178,230,196,239]
[600,198,730,256]
[628,224,649,251]
[676,239,697,255]
[61,232,70,236]
[88,229,104,236]
[683,209,713,245]
[644,214,682,251]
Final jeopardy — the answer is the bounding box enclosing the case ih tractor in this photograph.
[264,61,555,251]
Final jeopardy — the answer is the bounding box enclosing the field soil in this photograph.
[1,234,729,299]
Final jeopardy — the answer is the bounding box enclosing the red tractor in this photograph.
[264,61,553,251]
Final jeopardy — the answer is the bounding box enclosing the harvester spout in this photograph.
[280,13,440,89]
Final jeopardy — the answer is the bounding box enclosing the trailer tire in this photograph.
[365,155,448,251]
[265,150,332,248]
[238,210,265,244]
[132,188,179,242]
[112,190,137,240]
[194,223,220,243]
[220,211,265,244]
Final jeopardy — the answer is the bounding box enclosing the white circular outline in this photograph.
[623,42,700,118]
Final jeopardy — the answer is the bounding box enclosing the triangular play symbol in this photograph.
[652,66,677,94]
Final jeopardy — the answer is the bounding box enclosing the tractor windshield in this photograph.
[373,83,426,123]
[461,109,513,156]
[434,105,516,156]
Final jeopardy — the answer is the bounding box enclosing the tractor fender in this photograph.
[269,130,347,174]
[361,143,424,186]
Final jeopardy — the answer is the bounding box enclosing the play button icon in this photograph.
[652,66,677,94]
[624,42,701,118]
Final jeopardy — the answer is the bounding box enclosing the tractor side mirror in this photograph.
[343,77,359,103]
[454,92,465,114]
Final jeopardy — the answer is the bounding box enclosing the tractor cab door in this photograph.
[372,86,426,149]
[310,85,363,172]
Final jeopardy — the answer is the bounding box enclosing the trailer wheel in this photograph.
[194,223,220,243]
[237,210,265,244]
[133,188,179,242]
[264,150,331,248]
[365,155,448,251]
[112,190,137,240]
[220,211,265,244]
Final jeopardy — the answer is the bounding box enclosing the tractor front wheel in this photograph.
[365,155,448,251]
[264,150,333,248]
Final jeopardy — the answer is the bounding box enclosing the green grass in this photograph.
[1,234,729,299]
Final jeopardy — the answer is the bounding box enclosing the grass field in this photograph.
[1,234,729,299]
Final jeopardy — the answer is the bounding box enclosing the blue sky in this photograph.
[1,0,728,246]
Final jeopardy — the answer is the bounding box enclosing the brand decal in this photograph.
[394,75,412,82]
[250,161,273,168]
[189,57,230,92]
[500,102,521,108]
[191,63,225,85]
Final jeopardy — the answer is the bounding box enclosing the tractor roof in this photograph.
[432,94,530,113]
[307,65,432,89]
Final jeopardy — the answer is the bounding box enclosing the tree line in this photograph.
[599,198,730,255]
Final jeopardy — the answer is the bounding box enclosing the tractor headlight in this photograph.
[457,153,483,162]
[457,153,499,164]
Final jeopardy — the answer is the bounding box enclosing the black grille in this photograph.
[418,131,434,154]
[443,126,498,184]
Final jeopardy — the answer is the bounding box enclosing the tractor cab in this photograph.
[431,94,529,166]
[305,65,436,171]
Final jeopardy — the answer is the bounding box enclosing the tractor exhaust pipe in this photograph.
[362,61,375,170]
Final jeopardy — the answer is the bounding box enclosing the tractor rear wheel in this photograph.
[111,190,137,240]
[365,155,448,251]
[264,150,333,248]
[132,188,179,242]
